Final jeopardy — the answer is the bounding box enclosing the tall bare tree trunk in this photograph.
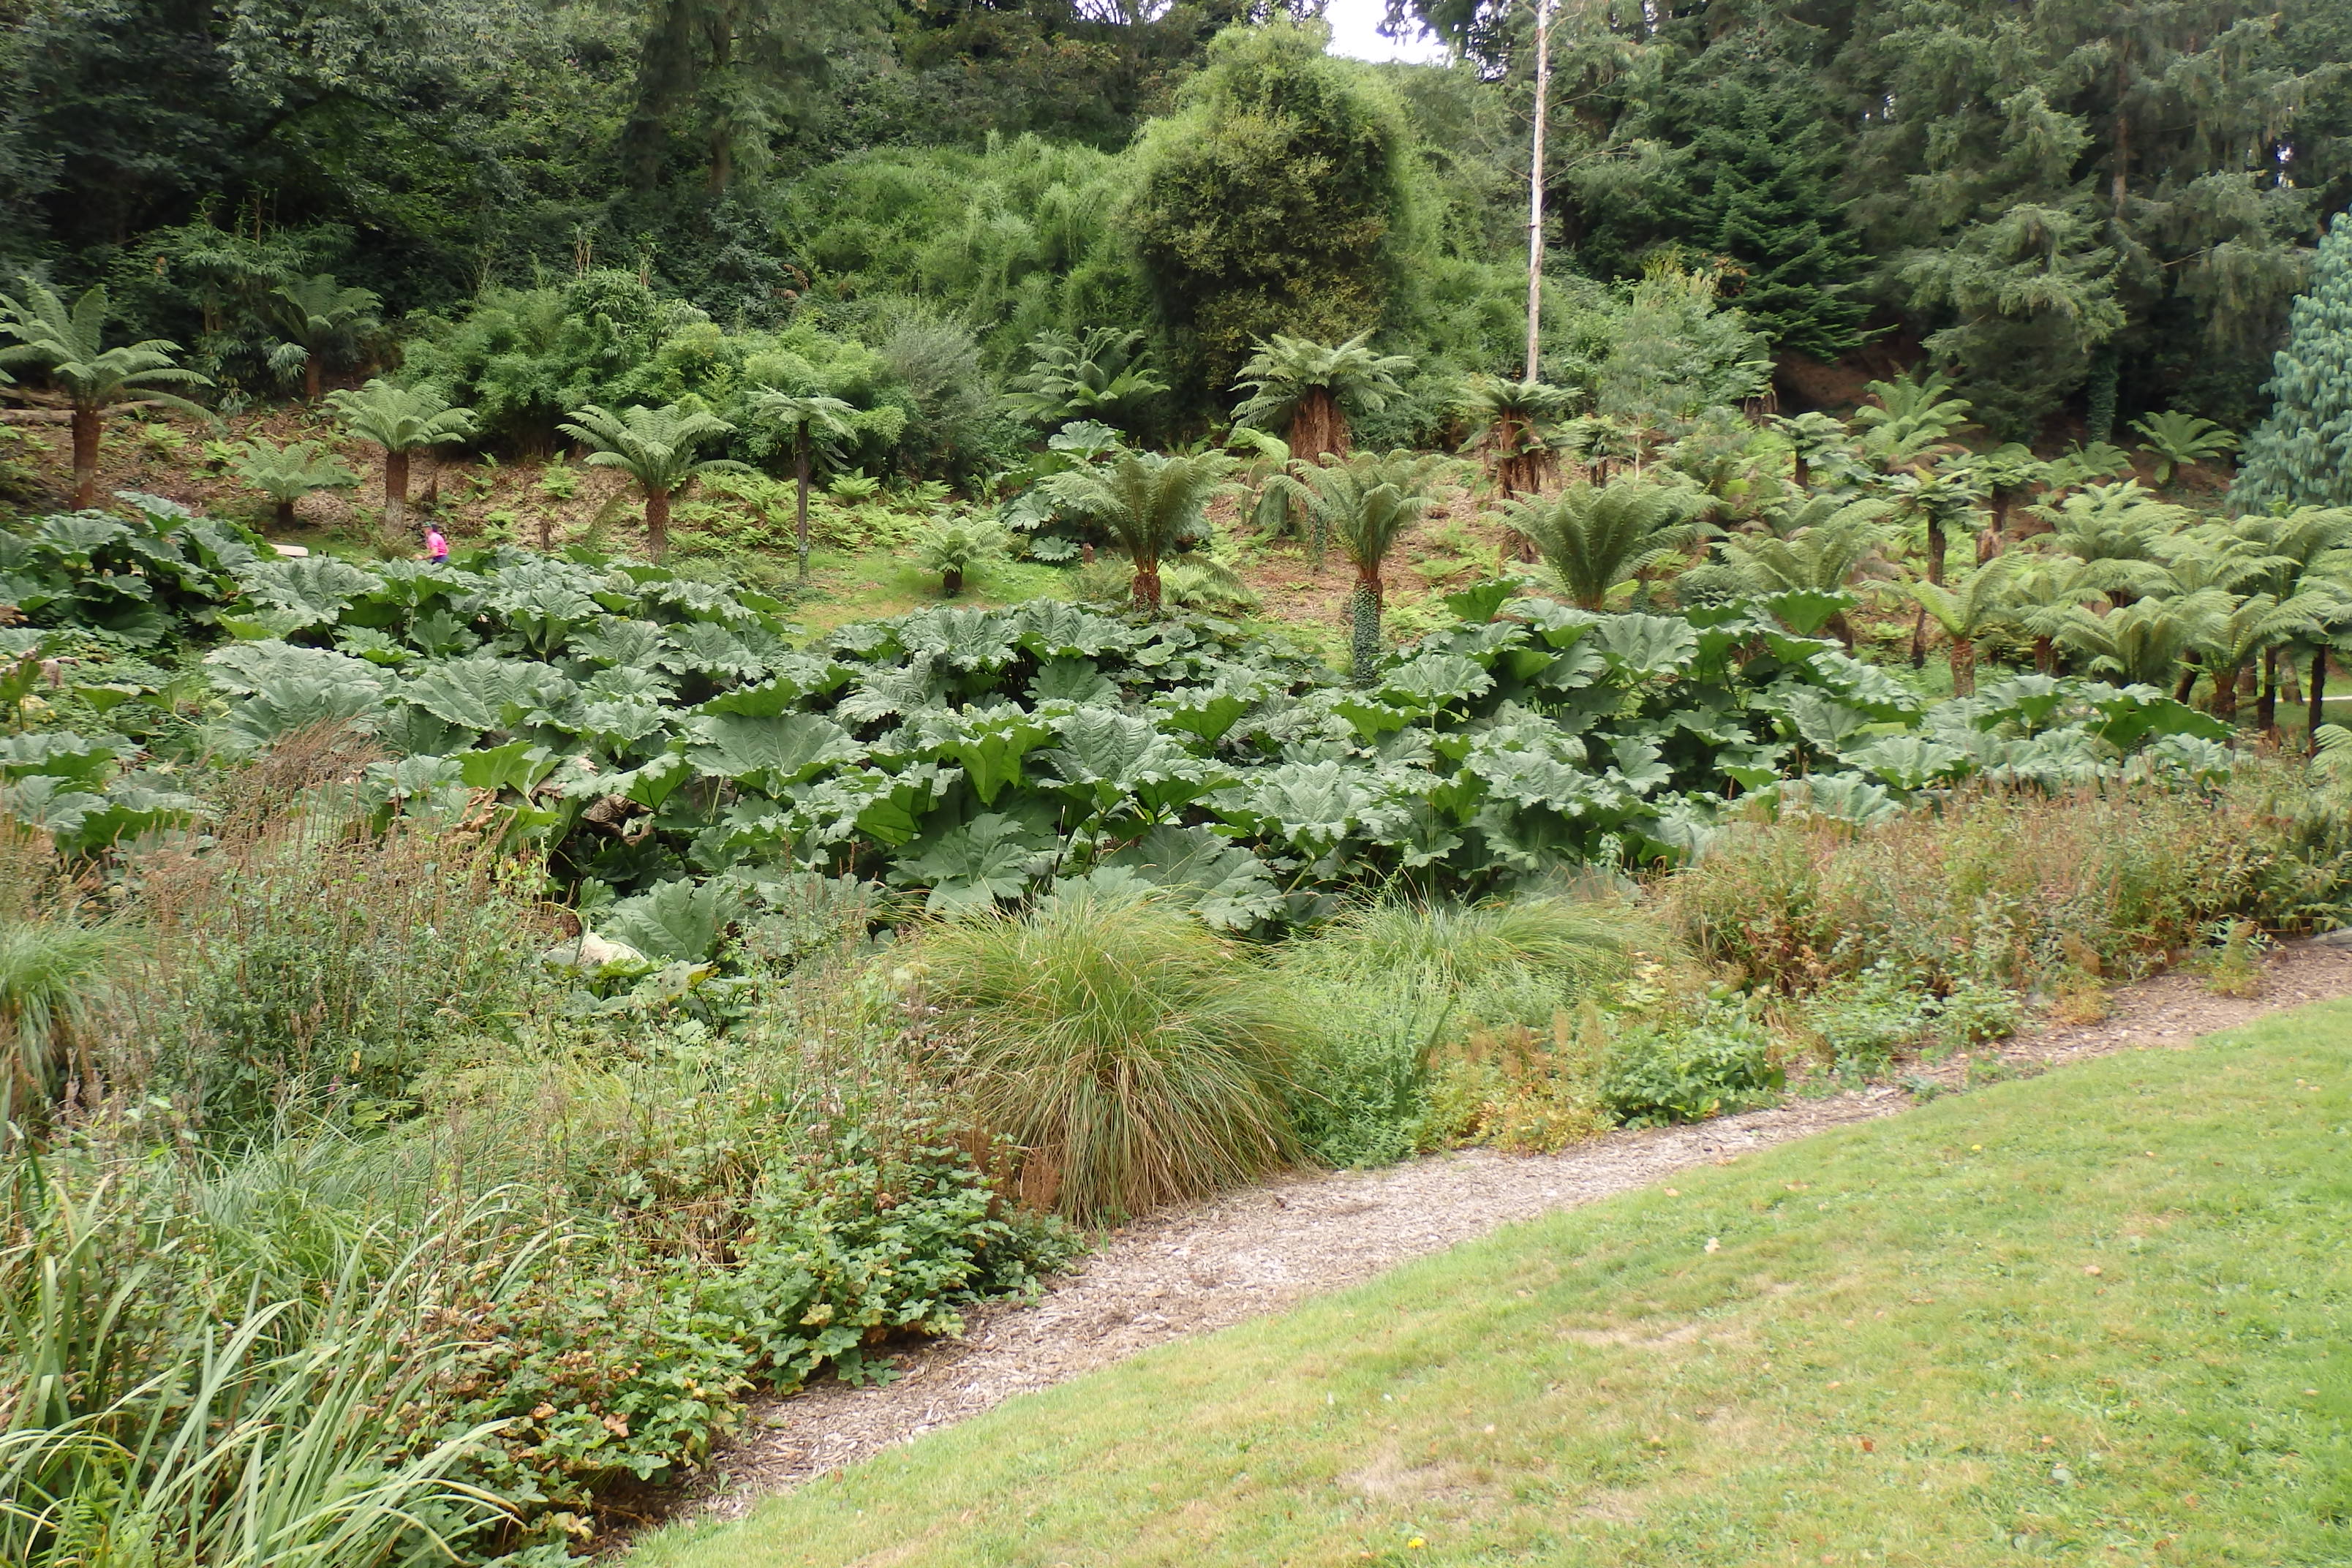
[645,485,671,561]
[794,429,813,581]
[1525,0,1550,380]
[1349,572,1384,686]
[2310,647,2329,755]
[1908,516,1945,667]
[69,406,102,509]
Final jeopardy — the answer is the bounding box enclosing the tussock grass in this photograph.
[915,889,1307,1223]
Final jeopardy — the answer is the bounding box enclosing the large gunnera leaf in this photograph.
[686,712,860,791]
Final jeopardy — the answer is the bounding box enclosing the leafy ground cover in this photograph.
[636,1002,2352,1568]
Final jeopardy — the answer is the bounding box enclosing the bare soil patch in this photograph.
[647,938,2352,1531]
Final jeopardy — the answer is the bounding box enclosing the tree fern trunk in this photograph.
[1948,636,1976,696]
[69,406,102,510]
[2259,646,2279,734]
[1349,578,1383,686]
[1132,562,1162,613]
[2212,660,2239,721]
[383,448,410,532]
[646,485,671,562]
[942,567,964,597]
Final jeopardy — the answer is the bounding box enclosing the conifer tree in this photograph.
[1657,76,1872,361]
[2234,212,2352,513]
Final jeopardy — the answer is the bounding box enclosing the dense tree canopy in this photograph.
[1,0,2348,440]
[1126,21,1420,402]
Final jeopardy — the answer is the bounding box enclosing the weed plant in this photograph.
[1667,770,2347,1000]
[1279,896,1640,1162]
[120,742,549,1137]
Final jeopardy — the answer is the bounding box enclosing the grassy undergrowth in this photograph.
[636,1003,2352,1568]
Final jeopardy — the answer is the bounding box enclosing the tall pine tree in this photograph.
[2234,212,2352,511]
[1657,74,1872,362]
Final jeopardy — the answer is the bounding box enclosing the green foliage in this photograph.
[1040,448,1236,611]
[0,282,214,418]
[1600,1000,1782,1126]
[265,272,381,396]
[1458,374,1577,495]
[1230,332,1415,461]
[1581,64,1873,360]
[1127,23,1420,402]
[135,809,546,1134]
[0,1173,514,1568]
[0,907,123,1117]
[1667,769,2340,1000]
[0,282,216,505]
[1502,476,1700,611]
[914,889,1308,1223]
[2236,213,2352,512]
[230,437,360,523]
[1004,328,1168,434]
[911,514,1011,596]
[2131,409,2238,486]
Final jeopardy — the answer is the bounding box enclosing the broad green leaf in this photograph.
[686,712,860,791]
[603,877,743,962]
[1442,579,1523,624]
[1212,760,1367,854]
[458,741,559,794]
[0,731,116,785]
[572,618,666,669]
[1776,690,1873,755]
[1593,614,1699,682]
[1098,824,1282,930]
[916,710,1055,806]
[1017,600,1134,660]
[892,813,1047,911]
[1028,655,1118,706]
[1850,735,1969,791]
[1758,588,1858,638]
[696,657,854,715]
[1381,652,1494,715]
[225,679,388,746]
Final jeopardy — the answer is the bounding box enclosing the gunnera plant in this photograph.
[913,889,1306,1224]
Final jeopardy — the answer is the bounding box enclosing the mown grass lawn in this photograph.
[636,1005,2352,1568]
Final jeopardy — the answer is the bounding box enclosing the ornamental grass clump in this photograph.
[914,889,1307,1224]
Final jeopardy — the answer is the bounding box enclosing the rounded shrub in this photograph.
[914,889,1306,1224]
